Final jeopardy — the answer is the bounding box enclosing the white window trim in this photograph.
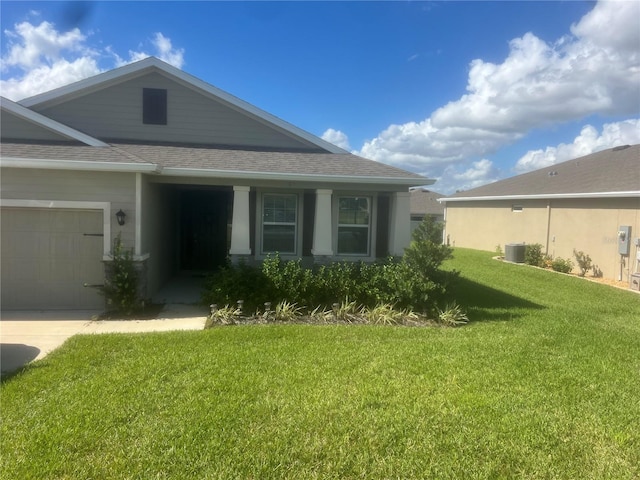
[256,190,303,258]
[333,194,377,258]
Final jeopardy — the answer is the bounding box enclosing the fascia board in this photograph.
[20,57,347,154]
[161,166,431,186]
[18,58,159,108]
[0,157,161,173]
[2,98,108,147]
[439,191,640,202]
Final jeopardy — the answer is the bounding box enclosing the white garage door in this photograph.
[1,208,105,310]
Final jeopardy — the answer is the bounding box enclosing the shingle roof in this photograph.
[0,141,148,164]
[445,144,640,200]
[0,140,427,184]
[112,143,425,179]
[410,188,445,215]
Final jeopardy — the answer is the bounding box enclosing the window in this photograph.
[337,197,370,255]
[262,194,297,254]
[143,88,167,125]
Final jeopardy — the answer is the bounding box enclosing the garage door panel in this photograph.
[1,208,105,310]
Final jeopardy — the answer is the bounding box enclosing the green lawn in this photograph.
[2,248,639,479]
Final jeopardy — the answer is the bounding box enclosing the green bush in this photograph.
[202,216,456,315]
[551,257,574,273]
[101,234,140,314]
[202,260,273,314]
[525,243,545,267]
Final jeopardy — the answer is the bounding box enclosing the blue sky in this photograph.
[1,1,639,193]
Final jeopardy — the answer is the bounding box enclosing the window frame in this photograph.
[259,192,300,256]
[334,195,373,257]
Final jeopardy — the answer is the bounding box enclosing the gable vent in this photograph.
[612,145,630,151]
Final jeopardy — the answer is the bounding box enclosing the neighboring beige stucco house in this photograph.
[441,145,640,285]
[1,57,429,310]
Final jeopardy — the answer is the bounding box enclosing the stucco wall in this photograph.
[444,197,640,282]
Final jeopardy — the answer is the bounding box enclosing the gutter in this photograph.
[439,191,640,202]
[160,166,432,186]
[0,157,162,173]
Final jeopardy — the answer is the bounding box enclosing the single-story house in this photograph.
[1,57,429,310]
[409,188,445,232]
[440,145,640,285]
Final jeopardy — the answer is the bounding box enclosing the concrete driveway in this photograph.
[1,305,208,377]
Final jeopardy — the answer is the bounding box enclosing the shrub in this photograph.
[273,301,303,322]
[573,249,592,277]
[202,260,273,314]
[101,234,140,314]
[205,304,241,328]
[202,216,457,316]
[525,243,545,267]
[436,302,469,326]
[551,257,574,274]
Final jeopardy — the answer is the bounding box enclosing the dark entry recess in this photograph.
[180,190,232,271]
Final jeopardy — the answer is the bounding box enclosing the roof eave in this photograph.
[440,191,640,202]
[0,157,430,186]
[160,167,431,186]
[0,157,161,173]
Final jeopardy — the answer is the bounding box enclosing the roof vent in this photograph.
[612,145,630,151]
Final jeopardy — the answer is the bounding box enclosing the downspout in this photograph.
[135,172,142,257]
[544,200,552,255]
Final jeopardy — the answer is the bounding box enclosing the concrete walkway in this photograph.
[0,304,208,377]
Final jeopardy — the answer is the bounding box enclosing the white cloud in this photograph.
[321,128,351,150]
[1,21,90,70]
[423,158,501,195]
[115,32,185,69]
[514,119,640,173]
[357,0,640,174]
[1,21,184,100]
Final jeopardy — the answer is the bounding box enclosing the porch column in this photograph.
[311,189,333,258]
[388,191,411,257]
[229,186,252,258]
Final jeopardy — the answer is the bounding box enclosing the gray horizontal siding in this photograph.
[0,168,135,203]
[33,72,318,150]
[0,110,69,142]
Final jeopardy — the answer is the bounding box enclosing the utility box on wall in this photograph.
[618,226,631,255]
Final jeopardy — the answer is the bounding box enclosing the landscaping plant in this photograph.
[100,234,140,315]
[551,256,574,273]
[524,243,545,267]
[202,216,457,316]
[573,249,593,277]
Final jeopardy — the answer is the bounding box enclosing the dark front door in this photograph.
[180,190,231,271]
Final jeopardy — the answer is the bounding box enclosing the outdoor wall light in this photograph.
[115,209,126,226]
